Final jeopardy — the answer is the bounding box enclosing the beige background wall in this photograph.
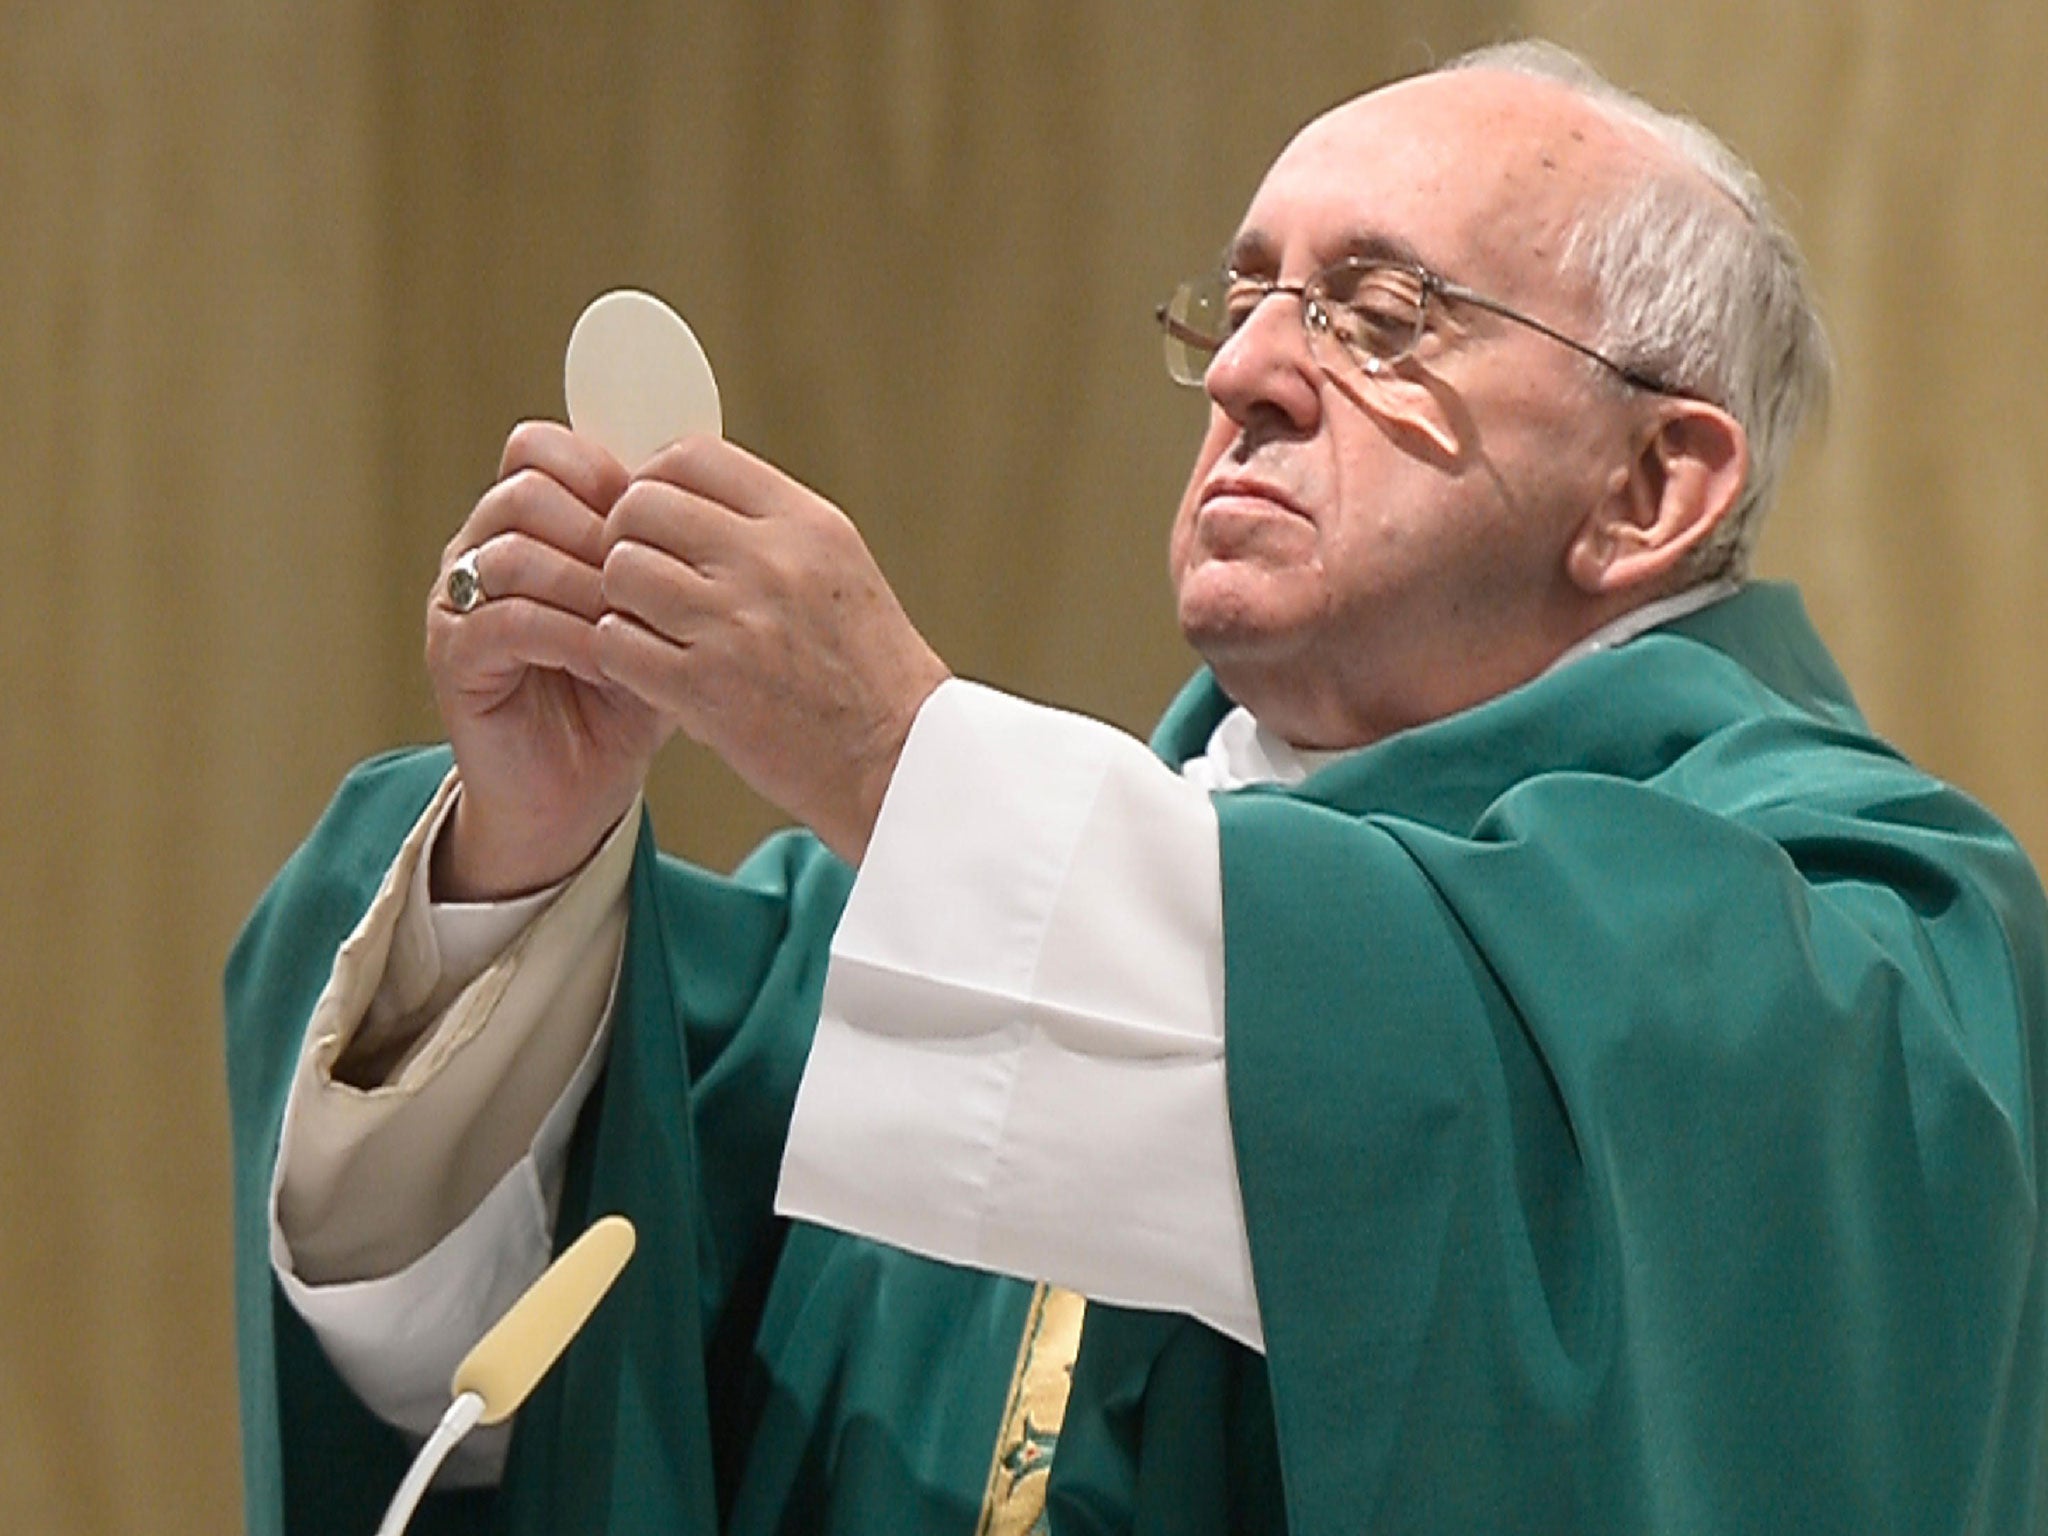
[2,3,2041,1530]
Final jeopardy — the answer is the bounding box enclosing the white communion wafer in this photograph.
[564,289,723,467]
[450,1215,638,1425]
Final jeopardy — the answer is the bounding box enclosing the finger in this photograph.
[592,609,699,722]
[603,477,755,573]
[497,419,632,514]
[634,435,818,522]
[430,595,612,692]
[445,420,634,575]
[601,534,723,640]
[455,463,614,573]
[436,529,607,623]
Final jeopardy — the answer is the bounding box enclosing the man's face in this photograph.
[1168,70,1656,749]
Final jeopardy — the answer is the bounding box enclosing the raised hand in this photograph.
[593,437,950,864]
[425,422,671,899]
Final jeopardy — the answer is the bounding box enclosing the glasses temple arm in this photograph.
[1430,278,1688,398]
[1154,305,1222,354]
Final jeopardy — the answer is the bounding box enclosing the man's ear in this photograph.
[1567,402,1749,595]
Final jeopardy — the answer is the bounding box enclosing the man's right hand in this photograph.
[424,422,672,901]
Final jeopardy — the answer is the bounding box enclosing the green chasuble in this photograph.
[228,583,2048,1534]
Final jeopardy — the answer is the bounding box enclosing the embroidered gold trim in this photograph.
[975,1284,1087,1536]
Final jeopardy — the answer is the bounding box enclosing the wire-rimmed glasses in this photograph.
[1155,256,1690,399]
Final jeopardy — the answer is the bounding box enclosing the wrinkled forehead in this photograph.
[1232,69,1657,308]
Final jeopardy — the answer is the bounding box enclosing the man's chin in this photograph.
[1176,562,1309,644]
[1180,607,1271,660]
[1178,609,1310,699]
[1176,581,1312,660]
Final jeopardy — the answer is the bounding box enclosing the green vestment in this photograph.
[228,584,2048,1534]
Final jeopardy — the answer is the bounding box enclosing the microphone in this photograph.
[373,1215,638,1536]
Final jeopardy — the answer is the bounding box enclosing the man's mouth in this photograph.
[1199,475,1312,521]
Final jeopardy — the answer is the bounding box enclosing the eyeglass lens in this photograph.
[1159,261,1429,386]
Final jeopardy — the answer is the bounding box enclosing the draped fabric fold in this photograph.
[6,4,2048,1527]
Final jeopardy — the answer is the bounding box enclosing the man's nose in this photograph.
[1203,289,1323,434]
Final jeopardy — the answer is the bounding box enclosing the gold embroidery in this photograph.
[975,1284,1087,1536]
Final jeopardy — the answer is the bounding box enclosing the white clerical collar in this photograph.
[1539,577,1740,675]
[1181,709,1347,793]
[1185,579,1743,793]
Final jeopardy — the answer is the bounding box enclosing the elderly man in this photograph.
[228,40,2047,1536]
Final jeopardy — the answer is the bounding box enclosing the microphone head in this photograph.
[450,1215,637,1424]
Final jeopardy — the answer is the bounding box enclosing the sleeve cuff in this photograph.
[777,679,1262,1348]
[272,788,637,1283]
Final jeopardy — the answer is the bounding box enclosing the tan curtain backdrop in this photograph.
[3,3,2041,1530]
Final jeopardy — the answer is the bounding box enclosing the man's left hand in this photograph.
[594,436,950,863]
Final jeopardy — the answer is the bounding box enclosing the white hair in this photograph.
[1447,40,1833,580]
